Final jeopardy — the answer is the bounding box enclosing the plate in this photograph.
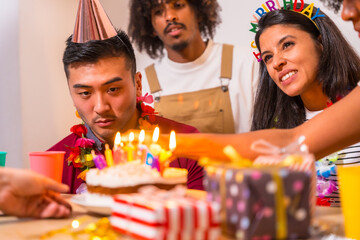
[71,194,112,216]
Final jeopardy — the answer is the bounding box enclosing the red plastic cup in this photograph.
[29,151,65,183]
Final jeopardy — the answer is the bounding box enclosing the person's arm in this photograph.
[171,86,360,161]
[0,168,72,218]
[173,129,294,161]
[296,86,360,159]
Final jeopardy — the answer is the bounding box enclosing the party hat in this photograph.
[72,0,117,43]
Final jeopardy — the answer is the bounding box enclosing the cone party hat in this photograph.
[72,0,117,43]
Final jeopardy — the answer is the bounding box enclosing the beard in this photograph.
[171,40,189,51]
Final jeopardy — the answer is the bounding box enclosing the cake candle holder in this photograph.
[149,127,161,171]
[159,131,176,174]
[113,132,125,164]
[151,156,160,172]
[91,150,107,170]
[124,132,136,162]
[137,129,149,163]
[104,144,114,167]
[145,152,155,166]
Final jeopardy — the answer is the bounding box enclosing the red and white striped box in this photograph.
[111,194,221,240]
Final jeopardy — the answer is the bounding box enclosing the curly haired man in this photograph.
[128,0,258,134]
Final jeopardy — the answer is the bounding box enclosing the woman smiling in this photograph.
[252,4,360,131]
[250,4,360,206]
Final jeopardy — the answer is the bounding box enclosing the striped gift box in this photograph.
[110,194,221,240]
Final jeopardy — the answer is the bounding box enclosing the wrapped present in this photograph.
[251,137,315,173]
[110,186,221,240]
[253,138,342,208]
[252,137,316,214]
[204,165,312,239]
[203,137,315,239]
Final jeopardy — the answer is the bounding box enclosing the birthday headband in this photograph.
[249,0,325,62]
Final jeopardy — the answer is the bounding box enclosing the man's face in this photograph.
[342,0,360,36]
[68,56,142,144]
[151,0,201,51]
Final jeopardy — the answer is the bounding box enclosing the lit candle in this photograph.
[149,127,161,171]
[104,144,114,167]
[169,130,176,152]
[113,132,125,164]
[136,129,149,163]
[159,131,176,173]
[91,150,107,170]
[139,129,145,145]
[124,132,136,162]
[150,127,162,155]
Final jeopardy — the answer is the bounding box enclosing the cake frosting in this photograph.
[86,160,188,195]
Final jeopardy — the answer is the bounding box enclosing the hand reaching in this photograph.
[0,168,72,218]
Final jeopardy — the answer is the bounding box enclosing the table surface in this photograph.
[0,194,346,240]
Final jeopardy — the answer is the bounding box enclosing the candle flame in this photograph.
[115,132,121,145]
[169,131,176,151]
[152,127,159,143]
[129,132,134,143]
[139,129,145,144]
[72,220,80,229]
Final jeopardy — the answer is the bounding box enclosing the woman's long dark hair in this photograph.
[251,5,360,131]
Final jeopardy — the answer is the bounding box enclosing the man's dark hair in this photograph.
[320,0,343,13]
[63,30,137,79]
[128,0,221,59]
[251,4,360,131]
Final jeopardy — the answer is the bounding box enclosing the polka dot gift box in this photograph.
[204,165,313,239]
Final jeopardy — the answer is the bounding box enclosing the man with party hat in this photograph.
[48,0,203,194]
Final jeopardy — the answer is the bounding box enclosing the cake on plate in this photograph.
[86,160,188,196]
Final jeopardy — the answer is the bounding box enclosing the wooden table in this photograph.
[0,195,104,240]
[0,194,346,240]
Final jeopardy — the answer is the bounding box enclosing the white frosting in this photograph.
[86,160,187,188]
[85,193,114,207]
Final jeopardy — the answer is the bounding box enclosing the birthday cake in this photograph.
[86,160,188,196]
